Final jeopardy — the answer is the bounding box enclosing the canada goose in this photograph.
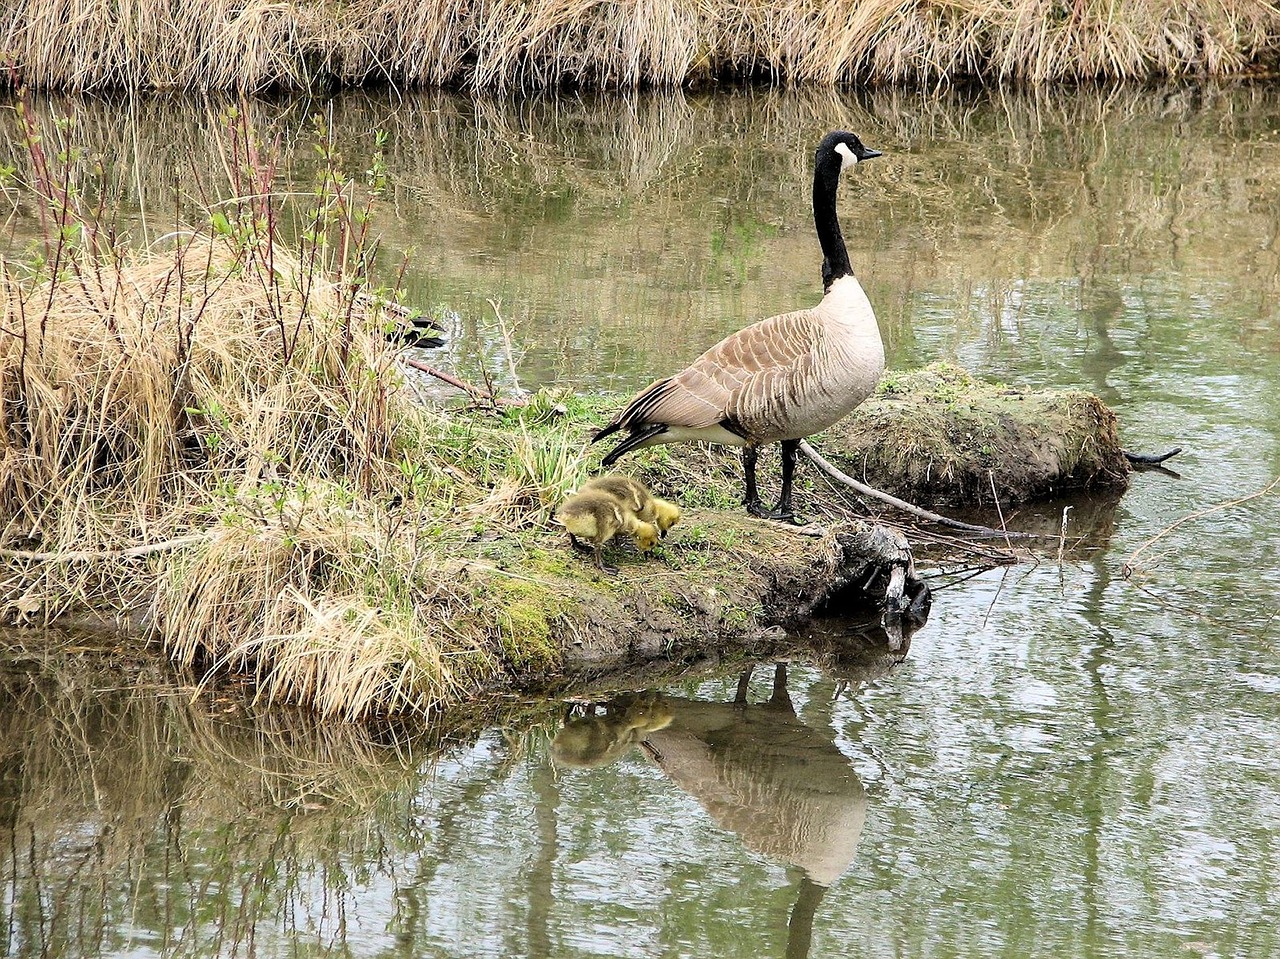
[555,489,660,572]
[593,131,885,521]
[580,474,682,537]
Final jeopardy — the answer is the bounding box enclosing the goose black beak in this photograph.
[861,148,883,161]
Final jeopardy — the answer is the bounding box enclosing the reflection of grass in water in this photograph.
[6,84,1277,396]
[710,217,781,287]
[0,627,568,957]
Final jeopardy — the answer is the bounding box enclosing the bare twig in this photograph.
[987,469,1013,551]
[0,533,212,563]
[921,565,1000,591]
[398,356,526,408]
[800,440,1047,540]
[488,297,524,395]
[1123,474,1280,578]
[1056,505,1072,564]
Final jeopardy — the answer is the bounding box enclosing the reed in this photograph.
[2,0,1278,91]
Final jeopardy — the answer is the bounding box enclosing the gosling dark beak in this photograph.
[861,148,883,161]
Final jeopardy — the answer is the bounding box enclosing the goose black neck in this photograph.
[813,150,851,292]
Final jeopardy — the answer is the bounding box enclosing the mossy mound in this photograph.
[824,363,1130,507]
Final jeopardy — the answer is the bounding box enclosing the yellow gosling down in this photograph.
[649,496,681,536]
[555,489,661,573]
[580,474,682,537]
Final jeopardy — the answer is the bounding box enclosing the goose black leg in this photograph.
[744,441,802,522]
[742,445,768,516]
[771,439,801,522]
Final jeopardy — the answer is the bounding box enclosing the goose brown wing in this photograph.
[600,310,822,433]
[683,310,822,429]
[596,374,727,435]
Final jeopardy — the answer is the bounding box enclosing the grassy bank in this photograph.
[0,106,1135,721]
[0,216,708,719]
[0,114,894,719]
[3,1,1279,91]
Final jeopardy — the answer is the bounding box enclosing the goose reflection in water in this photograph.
[551,660,884,958]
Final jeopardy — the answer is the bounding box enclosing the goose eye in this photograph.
[834,142,857,169]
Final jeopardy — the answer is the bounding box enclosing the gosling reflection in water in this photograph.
[550,691,676,768]
[551,665,866,959]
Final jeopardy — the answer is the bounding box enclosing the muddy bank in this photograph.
[540,514,922,682]
[37,512,922,718]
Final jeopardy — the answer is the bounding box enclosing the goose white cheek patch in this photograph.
[835,142,857,171]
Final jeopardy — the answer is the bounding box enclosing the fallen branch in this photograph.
[799,440,1047,540]
[399,356,525,408]
[0,533,213,563]
[1123,473,1280,578]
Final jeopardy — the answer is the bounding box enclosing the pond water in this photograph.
[3,84,1280,958]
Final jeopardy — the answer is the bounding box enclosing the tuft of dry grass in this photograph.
[2,0,1279,91]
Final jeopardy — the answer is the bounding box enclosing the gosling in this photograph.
[581,474,682,537]
[555,489,660,573]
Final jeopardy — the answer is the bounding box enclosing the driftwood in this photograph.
[1123,447,1182,467]
[800,440,1046,542]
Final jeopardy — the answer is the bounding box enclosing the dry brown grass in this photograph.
[0,106,608,718]
[0,221,607,717]
[0,233,470,717]
[9,237,605,711]
[2,0,1279,90]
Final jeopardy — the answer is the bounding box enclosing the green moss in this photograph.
[477,576,568,672]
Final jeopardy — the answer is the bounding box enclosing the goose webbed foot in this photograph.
[592,548,620,576]
[745,498,803,524]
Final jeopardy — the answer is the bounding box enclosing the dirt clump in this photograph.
[822,363,1130,507]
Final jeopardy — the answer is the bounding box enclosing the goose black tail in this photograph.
[601,425,668,468]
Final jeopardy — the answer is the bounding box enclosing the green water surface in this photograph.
[2,83,1279,958]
